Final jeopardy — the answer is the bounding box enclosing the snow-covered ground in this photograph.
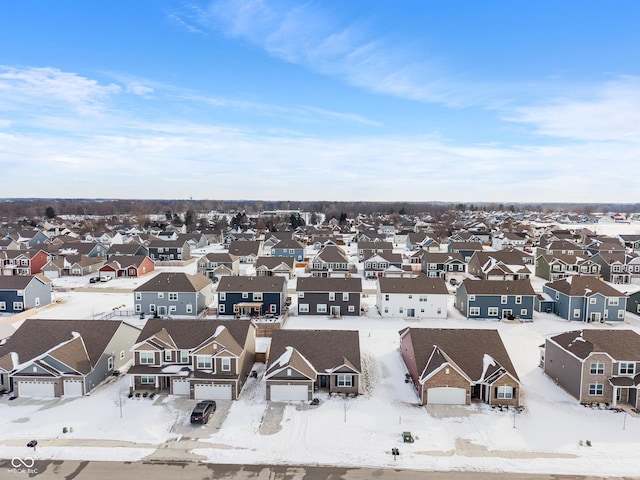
[2,290,640,476]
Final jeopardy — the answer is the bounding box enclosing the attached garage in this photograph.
[193,383,232,400]
[172,379,190,396]
[426,387,466,405]
[269,384,309,402]
[18,380,56,398]
[63,379,84,397]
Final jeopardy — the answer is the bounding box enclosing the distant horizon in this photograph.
[1,2,639,201]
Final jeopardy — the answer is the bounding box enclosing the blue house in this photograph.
[542,276,627,322]
[216,276,287,317]
[272,239,306,262]
[0,274,52,313]
[455,279,536,320]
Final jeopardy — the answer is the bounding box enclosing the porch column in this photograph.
[612,386,618,407]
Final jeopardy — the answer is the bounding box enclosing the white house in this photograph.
[376,276,449,319]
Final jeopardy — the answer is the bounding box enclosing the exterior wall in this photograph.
[377,293,447,318]
[543,339,583,400]
[273,248,304,261]
[328,369,359,396]
[135,291,202,317]
[544,287,627,322]
[30,251,50,275]
[399,332,422,400]
[25,279,53,309]
[487,373,520,407]
[13,376,62,397]
[422,366,471,405]
[219,291,283,316]
[297,291,361,316]
[457,292,535,320]
[579,353,615,404]
[535,257,551,280]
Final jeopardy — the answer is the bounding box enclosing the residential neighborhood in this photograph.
[1,204,640,477]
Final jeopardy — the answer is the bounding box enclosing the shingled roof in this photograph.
[215,275,286,293]
[134,272,211,293]
[378,276,448,295]
[548,330,640,360]
[461,279,536,296]
[545,276,626,298]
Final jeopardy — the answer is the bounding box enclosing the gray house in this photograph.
[455,279,536,320]
[0,319,140,397]
[543,329,640,408]
[197,252,240,279]
[134,272,214,317]
[296,276,362,317]
[0,274,52,313]
[265,329,361,401]
[542,276,627,323]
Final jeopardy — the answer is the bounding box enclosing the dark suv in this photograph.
[190,400,216,424]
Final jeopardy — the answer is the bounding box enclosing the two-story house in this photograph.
[0,274,52,313]
[133,272,214,317]
[362,251,403,279]
[307,245,356,278]
[296,276,362,317]
[254,256,296,279]
[455,279,536,320]
[147,239,191,262]
[227,240,263,264]
[376,276,448,318]
[272,239,306,262]
[197,252,240,280]
[128,318,255,400]
[535,253,601,281]
[467,251,531,281]
[591,252,637,285]
[543,329,640,409]
[216,276,287,317]
[421,252,466,279]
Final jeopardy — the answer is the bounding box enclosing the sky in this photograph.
[1,1,639,203]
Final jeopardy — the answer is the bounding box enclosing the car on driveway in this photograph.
[190,400,216,424]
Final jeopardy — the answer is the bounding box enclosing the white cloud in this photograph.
[504,76,640,143]
[125,81,154,96]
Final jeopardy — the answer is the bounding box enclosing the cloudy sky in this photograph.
[1,1,639,203]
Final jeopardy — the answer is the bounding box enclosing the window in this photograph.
[120,350,125,360]
[419,295,427,302]
[399,307,404,313]
[135,292,142,301]
[242,292,249,299]
[348,305,355,312]
[343,292,349,301]
[437,307,442,315]
[618,310,625,319]
[589,297,596,304]
[13,302,24,311]
[337,374,352,387]
[501,296,508,304]
[219,292,226,301]
[164,350,171,361]
[180,350,189,363]
[158,292,164,298]
[317,304,327,313]
[140,376,155,384]
[520,309,528,317]
[169,305,177,313]
[299,303,309,313]
[149,304,156,312]
[619,362,635,375]
[298,292,305,298]
[384,294,389,301]
[515,296,522,304]
[329,292,335,301]
[139,352,155,365]
[221,357,231,372]
[16,290,24,297]
[469,307,480,316]
[0,301,5,310]
[107,356,114,370]
[253,292,263,301]
[196,355,212,369]
[186,304,193,314]
[573,309,581,318]
[496,386,513,399]
[488,307,499,316]
[555,292,560,300]
[384,307,389,313]
[590,362,604,375]
[468,295,475,302]
[169,293,178,301]
[588,383,604,396]
[608,297,619,306]
[219,305,225,313]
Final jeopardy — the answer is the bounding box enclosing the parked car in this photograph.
[190,400,216,424]
[100,276,112,282]
[449,278,458,286]
[89,276,100,283]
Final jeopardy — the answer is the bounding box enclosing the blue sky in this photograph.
[1,1,639,203]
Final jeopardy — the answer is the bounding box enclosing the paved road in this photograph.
[0,460,626,480]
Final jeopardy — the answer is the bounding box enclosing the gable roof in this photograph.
[215,275,286,293]
[545,276,626,298]
[296,276,362,293]
[378,276,448,295]
[548,330,640,360]
[461,279,536,296]
[0,274,51,290]
[267,329,361,375]
[400,327,519,383]
[134,272,212,293]
[255,256,295,270]
[0,319,130,372]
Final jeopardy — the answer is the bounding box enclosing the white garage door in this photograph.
[193,383,232,400]
[63,379,83,397]
[172,379,190,396]
[43,270,59,279]
[19,381,56,398]
[427,387,466,405]
[270,384,309,402]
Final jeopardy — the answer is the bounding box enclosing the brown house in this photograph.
[265,329,361,401]
[399,328,521,406]
[128,318,255,400]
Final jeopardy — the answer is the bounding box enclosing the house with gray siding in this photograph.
[455,279,536,320]
[0,319,139,398]
[265,329,361,401]
[272,239,306,262]
[128,318,255,400]
[543,329,640,408]
[147,239,191,261]
[535,253,601,281]
[134,272,214,318]
[0,274,52,313]
[296,276,362,317]
[197,252,240,279]
[542,276,627,322]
